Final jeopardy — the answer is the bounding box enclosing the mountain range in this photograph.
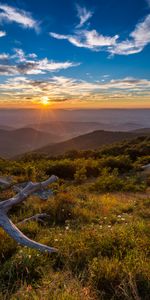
[0,123,150,159]
[36,129,150,157]
[0,128,60,158]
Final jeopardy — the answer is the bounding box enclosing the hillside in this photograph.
[36,129,149,156]
[0,128,61,158]
[0,136,150,299]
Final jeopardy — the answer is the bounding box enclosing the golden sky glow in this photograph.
[0,76,150,109]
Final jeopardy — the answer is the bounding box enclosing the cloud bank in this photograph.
[0,75,149,105]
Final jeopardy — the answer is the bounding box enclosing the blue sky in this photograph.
[0,0,150,108]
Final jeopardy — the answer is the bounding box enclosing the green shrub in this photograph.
[90,168,123,192]
[90,168,146,192]
[74,167,87,184]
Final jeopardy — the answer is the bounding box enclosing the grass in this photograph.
[0,184,150,299]
[0,137,150,299]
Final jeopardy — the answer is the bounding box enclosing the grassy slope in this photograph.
[0,136,150,300]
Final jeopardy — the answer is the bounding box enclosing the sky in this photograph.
[0,0,150,109]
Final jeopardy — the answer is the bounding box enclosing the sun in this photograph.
[41,96,49,106]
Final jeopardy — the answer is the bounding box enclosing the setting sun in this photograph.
[41,96,49,106]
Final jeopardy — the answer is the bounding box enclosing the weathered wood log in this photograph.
[0,175,58,253]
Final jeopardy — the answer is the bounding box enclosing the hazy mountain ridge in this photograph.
[0,123,150,159]
[28,121,104,139]
[0,109,149,129]
[0,127,61,158]
[35,129,150,157]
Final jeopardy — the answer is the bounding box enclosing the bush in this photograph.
[90,168,123,192]
[90,168,147,192]
[45,160,76,179]
[98,155,133,173]
[74,167,87,184]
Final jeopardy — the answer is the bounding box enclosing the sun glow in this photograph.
[41,96,49,106]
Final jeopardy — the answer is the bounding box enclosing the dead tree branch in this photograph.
[0,175,58,253]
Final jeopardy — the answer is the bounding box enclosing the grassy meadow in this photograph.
[0,136,150,300]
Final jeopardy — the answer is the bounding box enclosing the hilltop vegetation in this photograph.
[0,136,150,299]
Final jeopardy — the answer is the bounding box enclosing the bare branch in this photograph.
[0,212,57,253]
[0,175,58,212]
[17,213,50,225]
[0,175,58,253]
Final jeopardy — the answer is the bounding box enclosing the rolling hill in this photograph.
[35,129,150,156]
[0,128,61,158]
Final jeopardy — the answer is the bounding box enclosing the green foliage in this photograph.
[74,166,87,184]
[98,155,133,173]
[90,168,146,192]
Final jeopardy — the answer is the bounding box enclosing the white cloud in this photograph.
[110,14,150,55]
[0,53,9,59]
[13,48,26,62]
[50,30,119,51]
[0,4,39,31]
[0,30,6,37]
[28,53,37,59]
[0,49,80,75]
[50,5,150,56]
[76,4,93,28]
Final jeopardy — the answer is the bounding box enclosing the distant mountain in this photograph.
[0,109,149,129]
[35,129,150,156]
[0,128,61,158]
[28,121,104,139]
[0,125,14,131]
[131,128,150,134]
